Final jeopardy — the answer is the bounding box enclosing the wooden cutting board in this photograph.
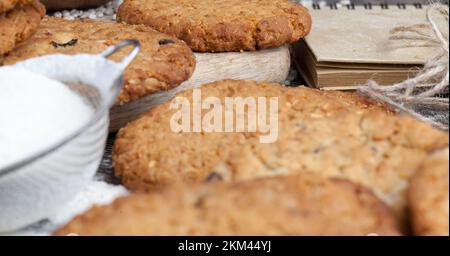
[110,46,291,132]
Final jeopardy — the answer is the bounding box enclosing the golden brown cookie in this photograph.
[55,174,400,236]
[117,0,312,52]
[113,80,449,225]
[0,0,33,13]
[409,148,449,236]
[0,0,45,55]
[1,18,196,106]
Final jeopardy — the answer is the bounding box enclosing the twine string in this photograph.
[358,4,449,130]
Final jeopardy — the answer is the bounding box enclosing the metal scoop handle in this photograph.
[100,40,141,70]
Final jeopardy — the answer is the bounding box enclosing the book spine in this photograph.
[295,1,449,10]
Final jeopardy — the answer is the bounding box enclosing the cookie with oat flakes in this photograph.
[409,148,449,236]
[55,173,400,236]
[1,18,196,106]
[0,0,34,13]
[0,0,45,55]
[117,0,312,52]
[113,80,448,227]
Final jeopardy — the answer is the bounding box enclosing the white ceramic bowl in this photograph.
[0,41,140,232]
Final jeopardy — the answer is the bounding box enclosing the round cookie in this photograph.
[0,0,33,13]
[113,80,449,224]
[1,17,196,106]
[0,0,45,55]
[408,148,449,236]
[55,174,400,236]
[117,0,312,52]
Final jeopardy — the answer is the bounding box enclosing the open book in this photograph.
[293,3,447,90]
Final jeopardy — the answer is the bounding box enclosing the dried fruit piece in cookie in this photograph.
[117,0,312,52]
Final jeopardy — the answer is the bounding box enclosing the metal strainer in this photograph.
[0,40,140,232]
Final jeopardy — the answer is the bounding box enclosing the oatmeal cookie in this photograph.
[0,0,45,55]
[0,0,33,13]
[1,18,196,106]
[117,0,312,52]
[55,174,400,236]
[409,148,449,236]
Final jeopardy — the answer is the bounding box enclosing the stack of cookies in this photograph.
[50,1,449,236]
[1,0,448,236]
[55,80,449,236]
[114,0,313,118]
[2,0,313,130]
[0,0,45,56]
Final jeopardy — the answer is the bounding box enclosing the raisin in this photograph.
[50,39,78,48]
[204,172,223,183]
[158,39,175,45]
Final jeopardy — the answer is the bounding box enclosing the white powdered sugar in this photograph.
[49,180,128,228]
[7,180,128,236]
[0,66,93,170]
